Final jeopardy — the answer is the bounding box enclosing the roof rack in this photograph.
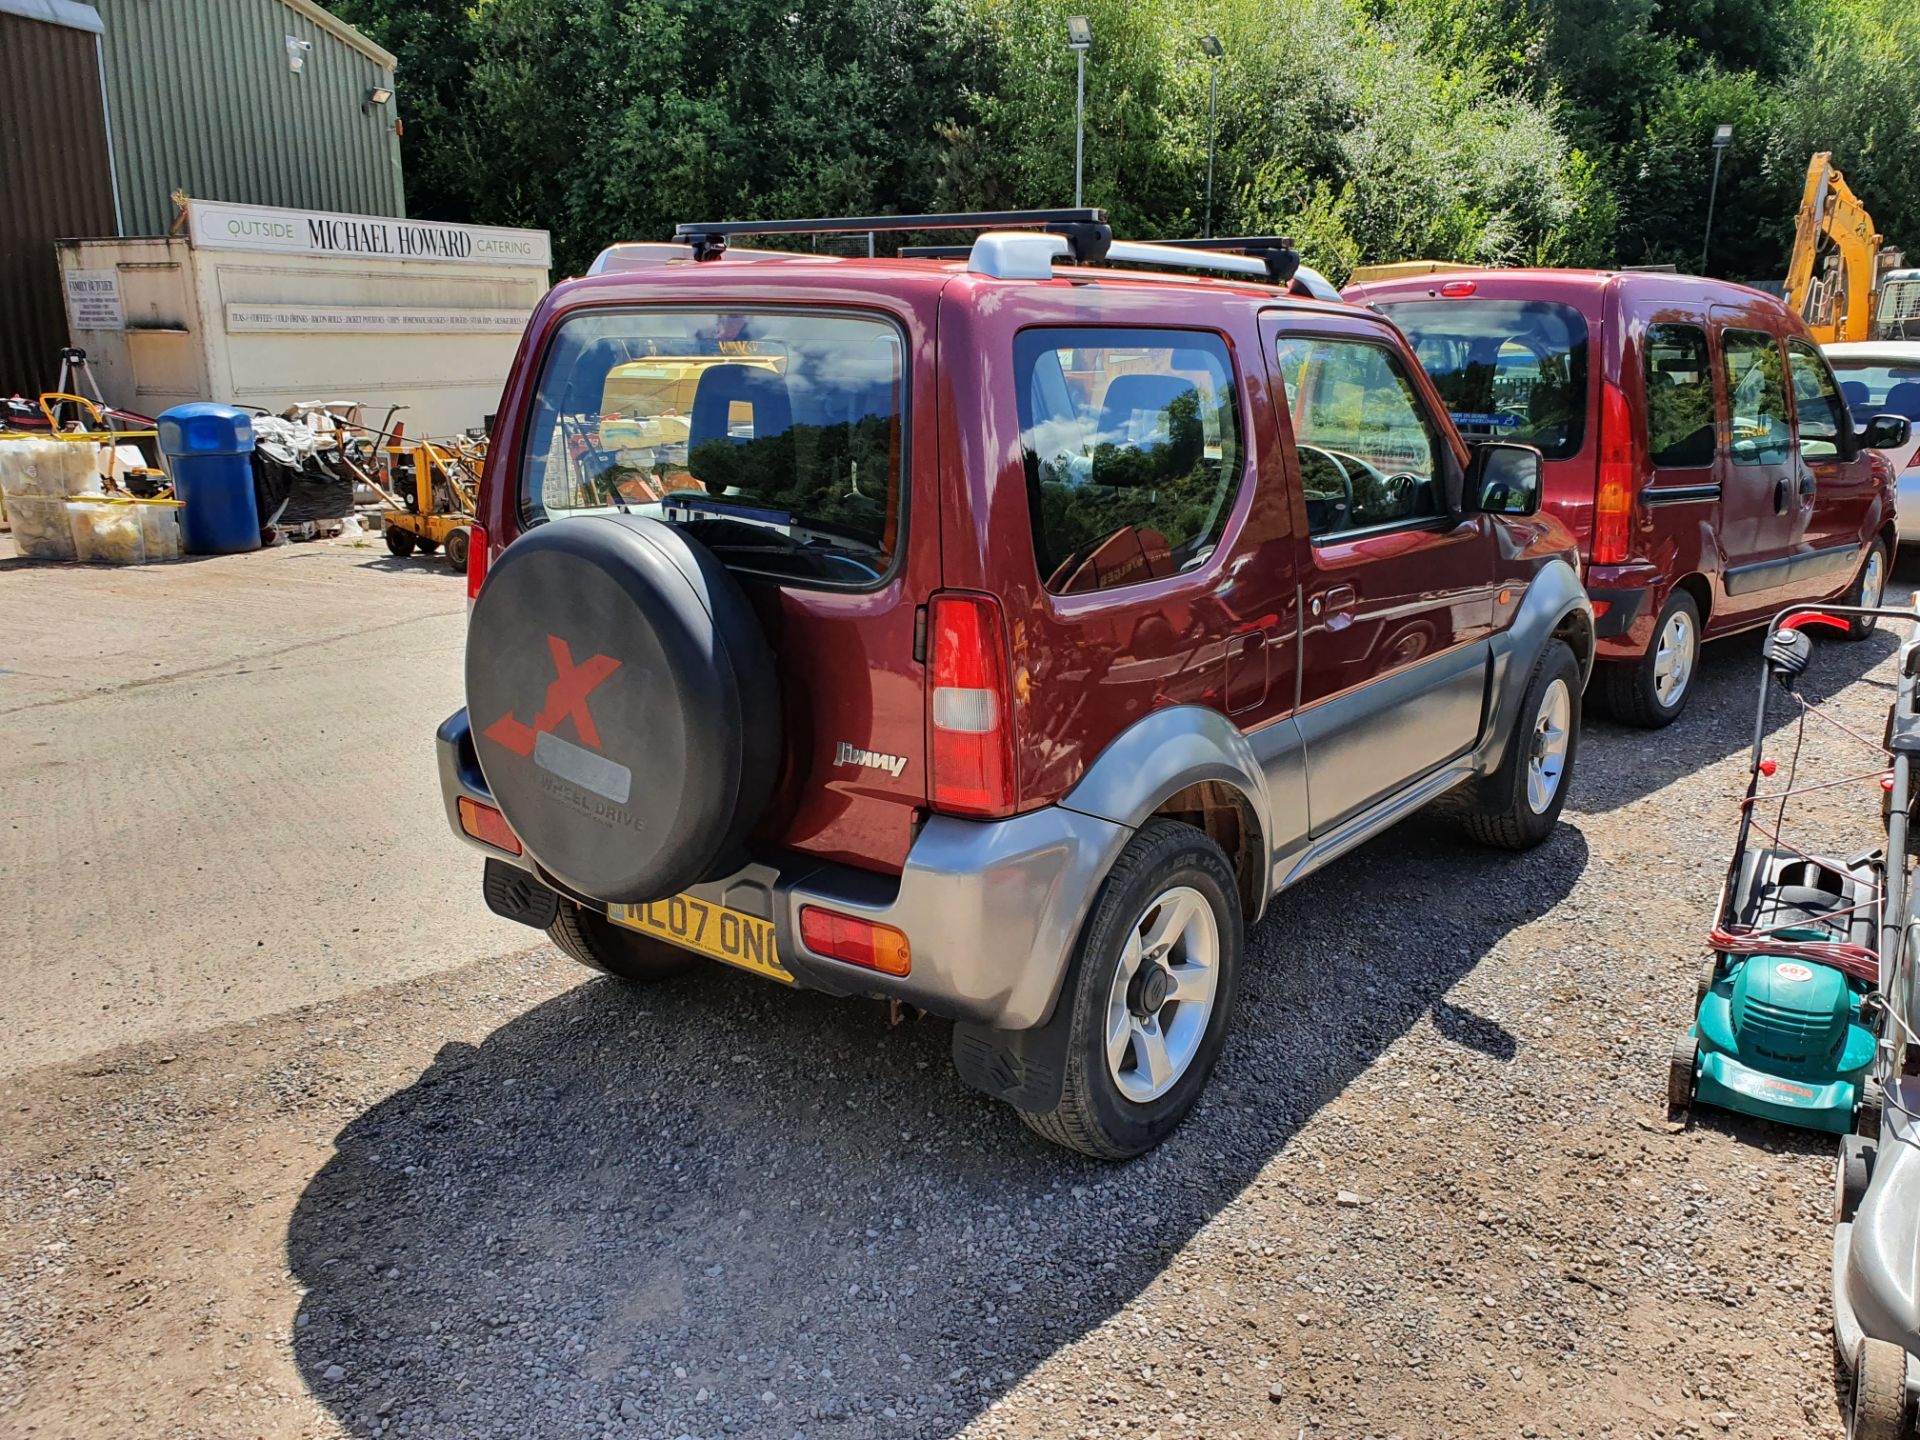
[673,208,1112,262]
[908,233,1301,286]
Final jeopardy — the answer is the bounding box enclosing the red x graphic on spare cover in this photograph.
[483,636,622,757]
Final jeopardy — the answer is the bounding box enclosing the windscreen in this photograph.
[1374,299,1588,460]
[1826,358,1920,429]
[519,310,904,587]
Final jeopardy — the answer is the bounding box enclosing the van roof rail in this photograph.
[908,233,1302,286]
[673,208,1112,263]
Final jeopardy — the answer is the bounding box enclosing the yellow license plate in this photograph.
[608,894,792,984]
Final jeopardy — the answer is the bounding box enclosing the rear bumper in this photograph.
[1897,470,1920,542]
[1584,563,1666,661]
[438,708,1126,1030]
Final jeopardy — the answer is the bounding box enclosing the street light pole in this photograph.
[1068,17,1092,208]
[1199,35,1224,238]
[1702,123,1733,275]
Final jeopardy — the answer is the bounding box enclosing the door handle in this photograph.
[1324,584,1356,611]
[1774,478,1791,514]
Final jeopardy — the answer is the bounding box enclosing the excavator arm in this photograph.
[1784,152,1885,344]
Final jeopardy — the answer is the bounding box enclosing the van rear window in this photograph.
[519,309,904,588]
[1374,299,1588,460]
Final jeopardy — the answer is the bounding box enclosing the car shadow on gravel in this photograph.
[1577,616,1904,813]
[286,820,1587,1439]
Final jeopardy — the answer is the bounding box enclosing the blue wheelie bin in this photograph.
[157,404,260,554]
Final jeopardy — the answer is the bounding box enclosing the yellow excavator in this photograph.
[1784,152,1917,342]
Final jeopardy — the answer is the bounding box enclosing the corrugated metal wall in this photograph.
[0,11,118,396]
[96,0,403,237]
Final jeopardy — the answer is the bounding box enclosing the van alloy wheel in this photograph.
[1527,678,1572,814]
[1105,885,1220,1102]
[1652,608,1696,708]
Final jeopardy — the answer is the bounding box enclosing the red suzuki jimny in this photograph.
[441,211,1594,1158]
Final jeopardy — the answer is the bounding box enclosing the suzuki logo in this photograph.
[485,636,620,756]
[483,637,634,807]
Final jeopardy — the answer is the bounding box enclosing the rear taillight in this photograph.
[457,796,521,854]
[799,906,911,976]
[1593,380,1635,566]
[466,523,488,604]
[1439,279,1477,297]
[928,592,1016,817]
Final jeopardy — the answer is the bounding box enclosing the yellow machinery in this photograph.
[1784,153,1907,344]
[371,434,484,572]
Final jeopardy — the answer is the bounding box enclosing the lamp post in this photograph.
[1702,123,1733,274]
[1198,35,1223,238]
[1068,17,1092,207]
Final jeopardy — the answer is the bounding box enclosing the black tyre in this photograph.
[1844,541,1890,641]
[1695,957,1721,1006]
[1601,590,1700,728]
[547,899,698,982]
[1017,819,1243,1160]
[384,525,416,557]
[1835,1134,1876,1224]
[445,526,471,573]
[1463,638,1581,850]
[1667,1034,1697,1123]
[1859,1077,1885,1143]
[1848,1337,1912,1440]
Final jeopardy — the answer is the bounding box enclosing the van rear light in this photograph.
[1593,380,1635,566]
[457,796,521,854]
[1439,280,1477,297]
[799,906,911,976]
[466,523,489,603]
[928,592,1016,817]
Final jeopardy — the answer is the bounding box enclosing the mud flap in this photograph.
[482,857,560,931]
[951,972,1077,1112]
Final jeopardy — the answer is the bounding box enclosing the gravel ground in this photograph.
[2,577,1914,1440]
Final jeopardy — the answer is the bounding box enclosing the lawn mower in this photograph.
[1667,604,1896,1137]
[1663,600,1920,1439]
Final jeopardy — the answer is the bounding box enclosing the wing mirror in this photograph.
[1465,442,1545,517]
[1861,413,1914,452]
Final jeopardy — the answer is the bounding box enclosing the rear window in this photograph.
[519,309,904,587]
[1374,299,1589,460]
[1827,358,1920,428]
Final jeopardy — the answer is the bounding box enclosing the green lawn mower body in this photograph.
[1688,942,1876,1133]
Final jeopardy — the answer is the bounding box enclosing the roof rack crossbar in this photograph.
[674,208,1110,261]
[1144,235,1301,284]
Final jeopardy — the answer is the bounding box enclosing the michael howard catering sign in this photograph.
[186,199,551,270]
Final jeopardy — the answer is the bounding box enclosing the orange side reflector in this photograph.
[458,796,522,855]
[1591,599,1611,618]
[799,906,911,976]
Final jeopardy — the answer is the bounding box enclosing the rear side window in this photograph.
[519,309,904,588]
[1643,323,1716,468]
[1373,299,1588,460]
[1721,329,1793,467]
[1272,336,1445,538]
[1014,328,1243,595]
[1787,339,1850,460]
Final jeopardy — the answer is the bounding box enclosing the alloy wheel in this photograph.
[1652,609,1696,708]
[1104,885,1219,1103]
[1527,677,1573,814]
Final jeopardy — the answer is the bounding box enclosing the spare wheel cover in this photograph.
[464,513,779,903]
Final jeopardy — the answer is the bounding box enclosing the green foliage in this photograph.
[327,0,1920,283]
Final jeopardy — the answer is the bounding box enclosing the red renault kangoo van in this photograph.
[1348,270,1907,725]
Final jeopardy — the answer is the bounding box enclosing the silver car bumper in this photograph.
[438,708,1127,1030]
[1897,469,1920,543]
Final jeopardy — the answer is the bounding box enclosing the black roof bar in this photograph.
[673,208,1111,263]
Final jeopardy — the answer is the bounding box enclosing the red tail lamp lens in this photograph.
[1439,280,1477,297]
[799,906,911,976]
[1592,381,1634,565]
[466,523,489,603]
[929,592,1016,817]
[457,796,521,854]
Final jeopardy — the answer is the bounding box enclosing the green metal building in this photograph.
[1,0,403,393]
[94,0,403,236]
